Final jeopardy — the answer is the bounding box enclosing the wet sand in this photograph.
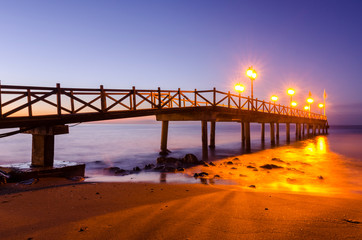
[0,178,361,240]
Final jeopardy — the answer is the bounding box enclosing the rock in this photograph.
[157,157,179,164]
[233,157,240,161]
[287,178,297,183]
[132,166,141,172]
[253,168,258,171]
[115,169,127,174]
[247,165,255,168]
[177,167,185,172]
[17,178,39,185]
[104,167,121,173]
[226,161,233,165]
[249,185,256,188]
[214,174,221,178]
[144,164,155,170]
[271,157,284,163]
[79,226,88,232]
[68,176,84,182]
[343,219,360,224]
[239,174,247,177]
[209,162,216,166]
[265,208,269,210]
[194,172,209,178]
[200,161,209,167]
[259,164,283,169]
[182,154,199,164]
[231,167,237,170]
[318,175,324,180]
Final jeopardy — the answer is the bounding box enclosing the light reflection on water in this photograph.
[0,124,361,196]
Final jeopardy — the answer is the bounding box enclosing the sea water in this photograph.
[0,123,361,192]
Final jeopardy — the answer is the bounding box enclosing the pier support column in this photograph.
[201,120,208,160]
[160,121,169,155]
[286,123,290,143]
[312,125,316,135]
[245,122,251,152]
[22,125,69,167]
[209,121,216,149]
[307,124,310,137]
[302,124,305,137]
[276,123,279,142]
[318,125,321,135]
[270,123,275,146]
[261,123,265,142]
[299,124,302,140]
[241,122,245,147]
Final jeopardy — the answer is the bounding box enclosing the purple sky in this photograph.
[1,0,362,125]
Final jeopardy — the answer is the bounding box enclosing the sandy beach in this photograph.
[0,177,361,240]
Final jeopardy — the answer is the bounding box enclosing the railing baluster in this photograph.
[194,89,197,106]
[100,85,106,113]
[70,90,75,114]
[132,86,136,110]
[56,83,61,116]
[213,87,216,106]
[178,88,181,108]
[158,87,161,109]
[228,91,230,108]
[27,88,32,117]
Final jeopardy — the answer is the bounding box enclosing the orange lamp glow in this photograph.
[287,89,295,95]
[271,95,278,102]
[234,83,245,92]
[307,98,314,104]
[246,67,257,80]
[291,101,297,107]
[304,106,309,110]
[318,103,324,108]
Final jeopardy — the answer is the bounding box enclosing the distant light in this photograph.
[318,103,324,108]
[307,98,314,103]
[234,83,245,92]
[287,89,295,95]
[291,101,297,107]
[271,95,278,102]
[304,106,309,110]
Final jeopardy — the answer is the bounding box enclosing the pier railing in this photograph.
[0,84,327,120]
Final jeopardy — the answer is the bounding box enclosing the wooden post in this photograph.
[100,85,106,113]
[56,83,61,116]
[194,89,197,106]
[307,124,310,136]
[295,123,299,138]
[160,121,169,154]
[245,122,251,152]
[158,87,161,109]
[286,123,290,142]
[298,123,302,140]
[132,86,136,110]
[201,120,208,160]
[270,123,275,145]
[276,123,279,142]
[261,123,265,142]
[178,88,181,107]
[27,88,32,117]
[313,124,316,135]
[318,125,321,135]
[302,123,305,137]
[209,121,216,149]
[70,90,75,114]
[213,87,216,106]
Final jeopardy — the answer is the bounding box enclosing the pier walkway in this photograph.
[0,84,328,166]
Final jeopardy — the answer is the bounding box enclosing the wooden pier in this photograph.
[0,84,328,167]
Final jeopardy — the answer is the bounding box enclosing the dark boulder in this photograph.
[182,154,199,164]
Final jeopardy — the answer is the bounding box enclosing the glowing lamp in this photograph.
[318,103,324,108]
[307,98,314,104]
[291,101,297,107]
[234,84,245,92]
[246,67,257,80]
[304,106,309,110]
[271,95,278,102]
[287,89,295,95]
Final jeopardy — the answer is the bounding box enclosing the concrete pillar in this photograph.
[32,135,55,167]
[326,125,329,134]
[160,121,169,154]
[276,123,279,142]
[245,122,251,152]
[307,124,310,137]
[22,125,69,167]
[286,123,290,143]
[209,121,216,149]
[270,123,275,145]
[295,123,298,138]
[302,124,305,137]
[298,124,302,140]
[318,125,321,135]
[201,120,208,160]
[261,123,265,142]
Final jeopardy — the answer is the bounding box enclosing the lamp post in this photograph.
[307,92,314,118]
[246,67,257,99]
[318,103,324,115]
[234,83,245,108]
[271,95,278,113]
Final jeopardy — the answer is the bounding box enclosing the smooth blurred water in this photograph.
[0,123,361,173]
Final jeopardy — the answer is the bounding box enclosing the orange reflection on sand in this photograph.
[186,136,361,197]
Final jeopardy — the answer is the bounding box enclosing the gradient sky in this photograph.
[1,0,362,125]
